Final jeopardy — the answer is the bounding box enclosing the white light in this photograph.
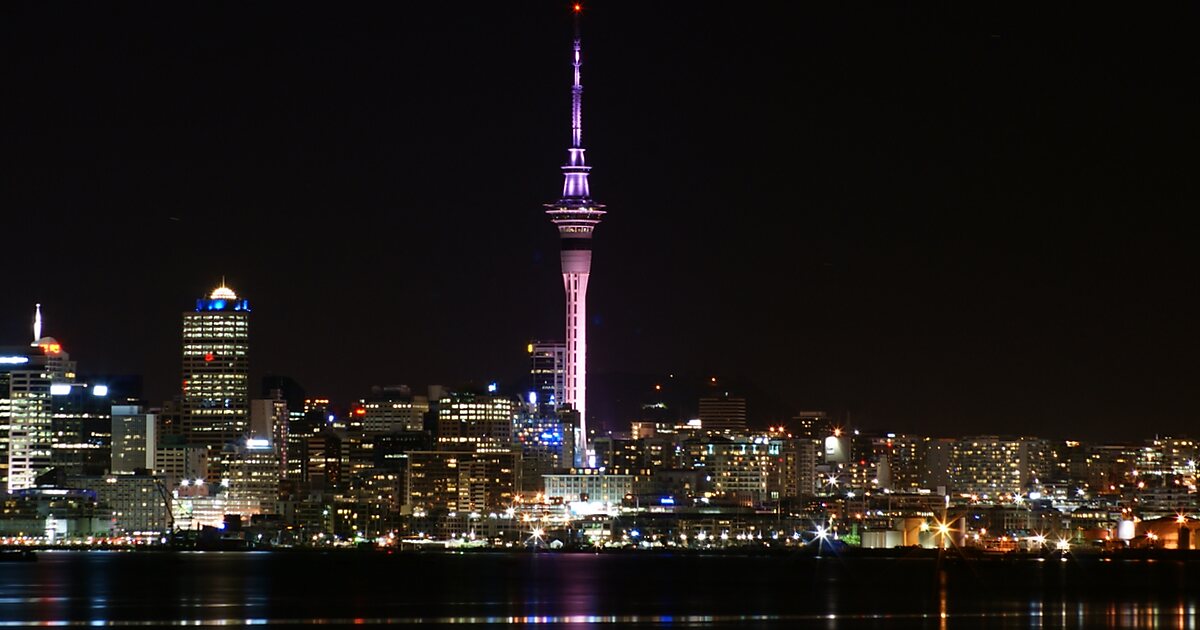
[50,384,72,396]
[245,438,270,449]
[0,356,30,364]
[92,385,109,397]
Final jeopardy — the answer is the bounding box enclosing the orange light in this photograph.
[573,3,581,12]
[39,342,62,355]
[355,408,367,416]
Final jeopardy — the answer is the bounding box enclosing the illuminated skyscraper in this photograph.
[545,5,605,466]
[0,305,76,492]
[698,393,748,435]
[180,283,250,469]
[528,341,566,409]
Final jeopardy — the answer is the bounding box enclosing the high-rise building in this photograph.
[681,436,778,506]
[111,405,156,473]
[51,374,141,480]
[435,392,518,452]
[83,472,172,534]
[544,6,605,466]
[698,393,747,435]
[406,450,520,513]
[154,439,208,487]
[223,438,281,516]
[180,283,250,469]
[792,411,833,440]
[1,305,77,492]
[948,436,1052,500]
[514,409,575,493]
[360,385,429,434]
[249,397,289,477]
[528,341,566,409]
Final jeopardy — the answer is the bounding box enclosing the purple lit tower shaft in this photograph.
[546,8,605,467]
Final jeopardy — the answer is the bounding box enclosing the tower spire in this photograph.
[559,2,594,202]
[32,303,42,344]
[570,3,583,151]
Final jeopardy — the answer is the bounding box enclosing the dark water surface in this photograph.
[0,551,1197,627]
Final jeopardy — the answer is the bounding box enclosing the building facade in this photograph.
[111,405,156,473]
[180,284,250,467]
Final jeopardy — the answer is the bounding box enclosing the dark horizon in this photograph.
[3,2,1197,441]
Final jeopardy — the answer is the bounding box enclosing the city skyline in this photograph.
[4,3,1198,441]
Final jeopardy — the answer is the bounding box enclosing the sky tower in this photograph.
[546,3,605,466]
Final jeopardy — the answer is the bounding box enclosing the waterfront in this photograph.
[0,551,1197,627]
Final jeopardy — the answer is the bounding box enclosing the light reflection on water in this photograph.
[0,551,1196,628]
[0,610,1194,627]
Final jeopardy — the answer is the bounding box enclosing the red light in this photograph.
[354,408,367,416]
[573,3,581,12]
[204,352,214,362]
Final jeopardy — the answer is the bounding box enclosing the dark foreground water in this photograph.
[0,551,1197,628]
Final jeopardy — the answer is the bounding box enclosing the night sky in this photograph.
[3,2,1197,440]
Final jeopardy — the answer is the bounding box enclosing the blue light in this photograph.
[197,298,252,312]
[660,497,675,505]
[92,385,109,397]
[0,356,30,365]
[528,391,538,406]
[487,382,498,393]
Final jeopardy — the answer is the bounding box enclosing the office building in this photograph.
[435,392,518,451]
[111,404,156,473]
[223,437,282,515]
[698,393,747,435]
[361,385,429,433]
[180,283,250,466]
[155,439,209,487]
[544,468,633,505]
[406,450,520,513]
[1,306,77,492]
[528,341,566,409]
